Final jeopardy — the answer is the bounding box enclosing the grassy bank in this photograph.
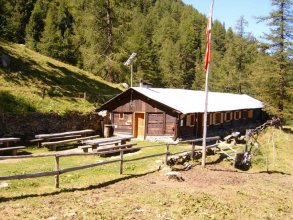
[0,39,121,114]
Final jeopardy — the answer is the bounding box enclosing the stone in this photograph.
[0,182,9,188]
[183,162,192,170]
[166,171,184,182]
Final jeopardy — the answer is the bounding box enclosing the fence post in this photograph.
[191,142,195,160]
[120,149,124,175]
[55,155,60,188]
[83,92,87,100]
[165,144,170,165]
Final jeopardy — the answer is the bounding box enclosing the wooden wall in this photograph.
[113,112,133,134]
[146,113,176,136]
[102,89,260,138]
[107,91,168,113]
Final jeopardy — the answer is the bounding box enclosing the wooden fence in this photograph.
[0,136,220,188]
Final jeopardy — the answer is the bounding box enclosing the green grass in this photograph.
[0,129,292,219]
[0,38,122,114]
[0,141,191,196]
[250,127,293,174]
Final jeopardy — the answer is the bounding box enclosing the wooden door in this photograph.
[134,113,145,138]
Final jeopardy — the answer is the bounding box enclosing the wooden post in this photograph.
[120,149,124,175]
[165,144,170,165]
[191,142,195,160]
[266,157,269,173]
[42,89,45,99]
[83,92,86,100]
[272,133,276,167]
[55,155,60,188]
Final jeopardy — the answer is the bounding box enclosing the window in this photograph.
[248,110,253,118]
[186,114,195,127]
[190,114,195,126]
[215,113,222,124]
[234,111,241,120]
[225,112,232,121]
[119,113,124,120]
[242,110,248,119]
[207,113,213,125]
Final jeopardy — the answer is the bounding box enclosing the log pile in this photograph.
[166,149,214,167]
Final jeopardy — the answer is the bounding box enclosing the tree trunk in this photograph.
[105,0,114,82]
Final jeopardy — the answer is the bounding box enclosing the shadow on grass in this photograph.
[0,91,36,113]
[206,154,226,165]
[0,42,121,104]
[0,169,158,203]
[208,168,291,176]
[282,127,293,134]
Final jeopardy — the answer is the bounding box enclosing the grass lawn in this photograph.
[0,128,292,219]
[0,38,122,114]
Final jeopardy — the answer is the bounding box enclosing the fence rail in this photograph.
[0,136,220,188]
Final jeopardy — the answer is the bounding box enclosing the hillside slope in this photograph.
[0,39,121,114]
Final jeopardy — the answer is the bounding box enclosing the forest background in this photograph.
[0,0,292,122]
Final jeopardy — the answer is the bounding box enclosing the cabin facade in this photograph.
[98,87,264,140]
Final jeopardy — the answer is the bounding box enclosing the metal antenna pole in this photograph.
[131,64,133,87]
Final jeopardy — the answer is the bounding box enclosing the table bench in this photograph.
[82,136,133,147]
[33,129,95,147]
[0,146,26,156]
[42,135,100,151]
[79,143,137,154]
[0,137,20,148]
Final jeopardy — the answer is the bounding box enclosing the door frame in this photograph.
[133,112,145,138]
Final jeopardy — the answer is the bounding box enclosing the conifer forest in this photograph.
[0,0,292,122]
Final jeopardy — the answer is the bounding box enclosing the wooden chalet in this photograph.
[98,85,264,140]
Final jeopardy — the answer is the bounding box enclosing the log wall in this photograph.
[113,113,133,134]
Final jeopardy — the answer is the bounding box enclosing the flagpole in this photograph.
[202,0,214,168]
[202,63,210,167]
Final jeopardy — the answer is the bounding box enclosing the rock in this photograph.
[121,83,129,89]
[0,182,9,188]
[183,162,192,170]
[0,53,10,68]
[155,160,162,164]
[160,165,172,173]
[166,171,184,182]
[64,211,77,218]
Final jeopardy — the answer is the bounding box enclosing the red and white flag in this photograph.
[204,0,214,72]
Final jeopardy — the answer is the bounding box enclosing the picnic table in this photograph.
[80,136,134,153]
[35,129,95,140]
[32,129,95,147]
[0,137,20,148]
[0,137,25,155]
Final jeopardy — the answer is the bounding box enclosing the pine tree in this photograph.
[25,0,48,50]
[258,0,292,116]
[0,0,8,37]
[3,0,36,43]
[40,0,75,63]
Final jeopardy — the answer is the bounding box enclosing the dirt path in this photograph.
[1,164,292,220]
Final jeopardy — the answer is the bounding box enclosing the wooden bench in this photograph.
[30,135,83,147]
[82,136,133,146]
[79,140,121,152]
[35,129,94,139]
[42,135,100,151]
[0,146,26,156]
[0,137,20,148]
[97,143,137,154]
[79,143,137,154]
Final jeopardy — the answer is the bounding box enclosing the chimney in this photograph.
[139,79,152,88]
